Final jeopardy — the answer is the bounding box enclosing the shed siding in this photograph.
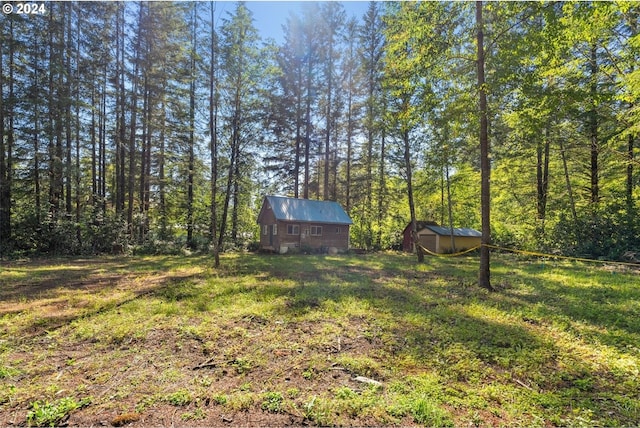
[437,236,481,253]
[418,234,437,253]
[258,207,278,250]
[276,221,349,252]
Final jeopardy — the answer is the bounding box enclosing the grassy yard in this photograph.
[0,252,639,426]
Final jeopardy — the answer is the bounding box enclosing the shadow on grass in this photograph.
[222,252,639,424]
[0,255,211,301]
[222,253,639,359]
[212,252,546,359]
[491,259,640,350]
[2,252,638,424]
[0,255,210,339]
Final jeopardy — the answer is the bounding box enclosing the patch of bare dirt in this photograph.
[2,316,409,427]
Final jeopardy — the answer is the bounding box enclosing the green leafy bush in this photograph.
[26,396,91,427]
[261,391,284,413]
[165,390,192,406]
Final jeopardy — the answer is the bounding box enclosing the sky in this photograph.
[215,1,372,43]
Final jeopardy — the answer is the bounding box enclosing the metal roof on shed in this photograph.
[264,196,352,225]
[422,225,482,237]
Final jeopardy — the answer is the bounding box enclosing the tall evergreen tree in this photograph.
[218,2,262,247]
[358,1,385,249]
[209,1,221,266]
[318,2,345,201]
[476,1,492,290]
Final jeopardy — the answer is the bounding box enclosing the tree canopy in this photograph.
[1,1,638,264]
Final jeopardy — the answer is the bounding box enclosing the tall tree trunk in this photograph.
[219,4,247,248]
[445,146,456,253]
[403,124,423,263]
[209,1,220,267]
[365,106,374,249]
[331,125,339,202]
[49,7,64,222]
[476,1,492,291]
[127,4,143,238]
[627,133,635,208]
[0,18,13,250]
[218,132,237,249]
[115,4,126,215]
[90,80,97,213]
[64,7,73,215]
[218,88,241,249]
[294,66,302,199]
[345,84,353,214]
[303,56,313,200]
[99,66,107,214]
[323,40,333,201]
[158,101,167,239]
[376,98,387,250]
[589,43,599,207]
[365,127,374,249]
[33,32,42,227]
[536,127,550,234]
[74,12,82,247]
[559,138,578,223]
[231,156,240,243]
[187,4,197,249]
[364,66,374,248]
[142,104,151,240]
[139,74,150,242]
[362,1,384,249]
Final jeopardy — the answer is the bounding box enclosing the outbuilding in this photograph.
[402,221,481,254]
[257,195,352,254]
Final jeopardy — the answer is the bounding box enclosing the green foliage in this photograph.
[261,392,284,413]
[333,386,357,400]
[0,384,16,405]
[231,357,253,375]
[550,204,640,259]
[135,395,159,414]
[1,1,638,265]
[180,407,206,421]
[0,365,20,379]
[226,392,254,412]
[165,390,192,406]
[286,388,300,399]
[410,397,454,427]
[26,397,91,427]
[303,396,332,426]
[302,368,315,380]
[334,355,383,379]
[211,394,228,405]
[8,210,128,257]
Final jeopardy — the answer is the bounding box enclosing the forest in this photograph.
[1,1,639,261]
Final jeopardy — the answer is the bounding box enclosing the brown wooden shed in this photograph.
[257,196,352,253]
[402,221,481,254]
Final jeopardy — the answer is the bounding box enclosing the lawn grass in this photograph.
[0,252,638,426]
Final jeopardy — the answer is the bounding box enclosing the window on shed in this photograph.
[310,226,323,236]
[287,224,300,235]
[273,224,278,235]
[262,225,268,235]
[335,227,341,234]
